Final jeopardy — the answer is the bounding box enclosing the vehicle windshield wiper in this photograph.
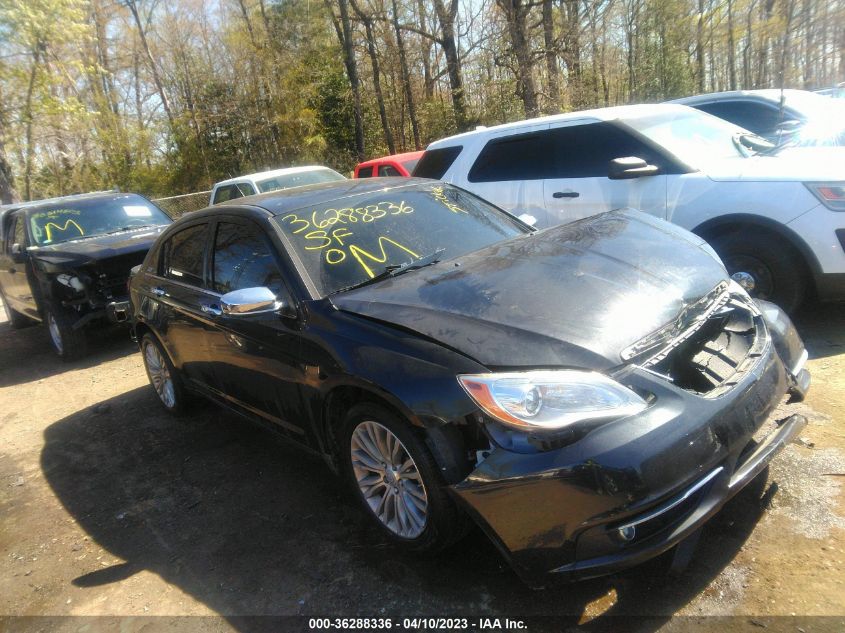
[105,224,156,234]
[332,248,446,295]
[733,132,776,156]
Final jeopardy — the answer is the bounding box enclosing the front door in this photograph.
[542,121,668,226]
[205,217,306,439]
[0,213,38,318]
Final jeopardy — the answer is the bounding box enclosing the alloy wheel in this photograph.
[144,341,176,409]
[350,420,429,539]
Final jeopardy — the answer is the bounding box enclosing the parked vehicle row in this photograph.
[127,178,810,587]
[4,91,833,587]
[414,103,845,314]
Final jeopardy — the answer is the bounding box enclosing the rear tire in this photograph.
[340,403,469,552]
[140,333,188,415]
[0,289,32,329]
[710,231,807,314]
[44,303,88,361]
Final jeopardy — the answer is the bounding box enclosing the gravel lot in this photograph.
[1,298,844,632]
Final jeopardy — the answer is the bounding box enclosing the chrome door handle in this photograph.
[201,303,222,316]
[552,191,580,199]
[151,286,167,297]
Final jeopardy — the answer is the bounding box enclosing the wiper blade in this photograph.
[332,248,446,294]
[106,224,155,234]
[734,132,776,155]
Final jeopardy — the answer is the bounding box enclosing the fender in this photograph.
[692,213,823,279]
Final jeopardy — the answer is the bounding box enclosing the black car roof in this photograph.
[209,177,436,217]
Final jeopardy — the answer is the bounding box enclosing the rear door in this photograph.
[205,216,307,439]
[541,121,668,226]
[463,123,551,224]
[147,221,221,391]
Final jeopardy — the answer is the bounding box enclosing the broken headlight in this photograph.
[458,370,647,431]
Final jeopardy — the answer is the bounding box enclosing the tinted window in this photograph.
[695,101,782,135]
[162,224,208,287]
[271,182,527,296]
[213,185,243,204]
[212,222,285,296]
[357,166,374,178]
[379,165,402,177]
[548,122,668,178]
[238,182,257,196]
[469,132,553,182]
[412,146,463,179]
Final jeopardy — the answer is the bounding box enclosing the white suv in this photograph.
[414,104,845,312]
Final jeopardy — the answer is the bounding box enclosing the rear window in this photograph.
[469,132,554,182]
[412,146,463,179]
[357,166,374,178]
[257,169,345,193]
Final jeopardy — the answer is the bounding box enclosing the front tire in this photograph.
[141,333,188,415]
[340,403,468,552]
[710,231,807,314]
[44,304,87,361]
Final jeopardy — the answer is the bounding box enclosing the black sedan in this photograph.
[128,178,810,586]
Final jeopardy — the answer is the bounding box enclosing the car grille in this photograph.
[624,283,766,397]
[89,252,147,300]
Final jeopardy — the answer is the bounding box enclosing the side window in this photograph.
[412,145,463,179]
[212,222,288,299]
[695,101,782,135]
[161,224,208,287]
[213,185,243,204]
[378,165,402,177]
[549,122,668,178]
[468,133,553,182]
[357,166,374,178]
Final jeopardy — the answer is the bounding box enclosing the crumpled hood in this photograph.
[332,209,728,370]
[702,147,845,182]
[29,226,166,270]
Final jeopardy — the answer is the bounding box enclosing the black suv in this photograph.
[0,191,172,359]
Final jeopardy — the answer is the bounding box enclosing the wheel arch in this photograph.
[134,321,178,368]
[320,383,469,483]
[691,214,822,281]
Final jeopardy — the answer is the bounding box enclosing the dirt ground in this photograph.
[1,298,844,633]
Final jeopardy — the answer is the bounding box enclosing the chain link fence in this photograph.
[152,191,211,218]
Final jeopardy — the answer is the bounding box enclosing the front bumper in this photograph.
[450,304,808,587]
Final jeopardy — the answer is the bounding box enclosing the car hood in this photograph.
[28,226,166,270]
[702,147,845,182]
[332,209,728,370]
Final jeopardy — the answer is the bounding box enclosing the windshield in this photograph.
[624,109,752,163]
[401,158,420,173]
[257,169,345,193]
[28,194,171,246]
[272,182,528,296]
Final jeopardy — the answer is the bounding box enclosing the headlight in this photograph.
[805,182,845,211]
[458,370,647,431]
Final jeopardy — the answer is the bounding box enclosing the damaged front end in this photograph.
[449,283,810,587]
[34,251,147,329]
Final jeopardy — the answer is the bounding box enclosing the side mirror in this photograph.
[10,243,26,263]
[220,287,288,316]
[608,156,659,180]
